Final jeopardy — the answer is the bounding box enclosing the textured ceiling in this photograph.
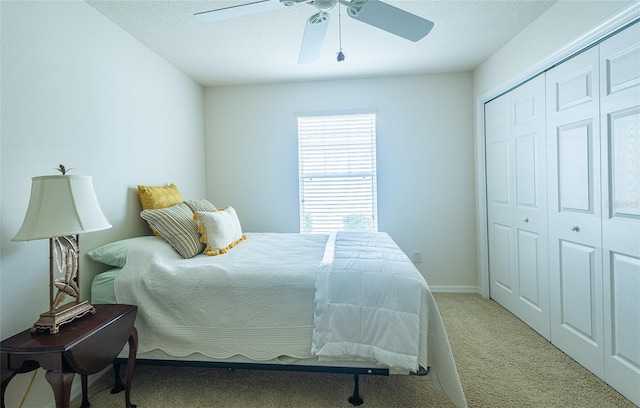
[86,0,556,86]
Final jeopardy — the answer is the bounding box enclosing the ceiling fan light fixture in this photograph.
[314,0,338,11]
[308,11,329,25]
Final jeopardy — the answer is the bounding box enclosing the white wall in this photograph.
[0,1,204,406]
[204,74,477,289]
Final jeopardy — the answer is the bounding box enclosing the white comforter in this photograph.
[114,232,467,407]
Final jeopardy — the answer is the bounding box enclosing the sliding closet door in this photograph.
[599,22,640,406]
[486,75,549,339]
[547,47,604,378]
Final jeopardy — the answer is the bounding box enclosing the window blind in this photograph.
[298,112,378,233]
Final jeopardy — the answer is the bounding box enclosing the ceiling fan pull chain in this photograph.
[337,1,345,62]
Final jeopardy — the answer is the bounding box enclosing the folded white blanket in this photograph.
[314,232,467,407]
[312,232,422,371]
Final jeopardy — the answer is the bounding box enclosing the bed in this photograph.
[89,224,466,406]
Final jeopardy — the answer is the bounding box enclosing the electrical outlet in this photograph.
[412,251,422,263]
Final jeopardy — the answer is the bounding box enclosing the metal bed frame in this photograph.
[111,357,429,406]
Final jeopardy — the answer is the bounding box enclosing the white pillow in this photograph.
[194,206,246,256]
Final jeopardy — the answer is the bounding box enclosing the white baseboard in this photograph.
[430,285,481,294]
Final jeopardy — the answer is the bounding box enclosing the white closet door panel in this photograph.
[490,140,512,208]
[512,76,549,338]
[605,251,640,405]
[547,46,604,377]
[553,67,597,113]
[486,98,513,231]
[600,21,640,406]
[486,75,549,339]
[604,31,640,94]
[487,94,517,311]
[608,107,640,220]
[515,134,537,207]
[514,92,538,125]
[486,95,511,133]
[558,240,598,341]
[512,77,548,213]
[609,253,640,365]
[557,120,595,213]
[555,238,604,376]
[548,117,602,241]
[517,229,541,308]
[492,223,515,293]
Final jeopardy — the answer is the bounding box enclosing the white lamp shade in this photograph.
[12,175,112,241]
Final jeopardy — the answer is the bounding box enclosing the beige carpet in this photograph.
[74,294,635,407]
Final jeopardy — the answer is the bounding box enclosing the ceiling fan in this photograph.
[194,0,434,64]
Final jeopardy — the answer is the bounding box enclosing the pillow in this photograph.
[138,183,185,235]
[194,206,246,256]
[140,202,204,258]
[184,199,217,213]
[138,183,184,210]
[87,236,155,267]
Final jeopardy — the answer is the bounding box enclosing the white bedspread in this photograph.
[114,232,467,407]
[115,233,327,360]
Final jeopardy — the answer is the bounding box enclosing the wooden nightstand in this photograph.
[1,304,138,408]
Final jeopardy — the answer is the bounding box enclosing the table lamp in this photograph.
[12,168,112,334]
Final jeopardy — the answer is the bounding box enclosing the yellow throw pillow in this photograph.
[194,206,246,256]
[138,183,184,210]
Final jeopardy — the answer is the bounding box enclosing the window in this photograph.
[298,112,378,233]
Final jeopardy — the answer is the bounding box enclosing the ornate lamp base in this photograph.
[32,300,96,334]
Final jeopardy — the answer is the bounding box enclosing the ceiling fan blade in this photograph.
[298,12,330,64]
[194,0,284,22]
[347,0,434,42]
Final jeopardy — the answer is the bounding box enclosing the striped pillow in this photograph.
[140,202,203,258]
[194,206,246,256]
[184,199,217,213]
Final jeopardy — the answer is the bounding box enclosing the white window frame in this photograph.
[297,111,378,233]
